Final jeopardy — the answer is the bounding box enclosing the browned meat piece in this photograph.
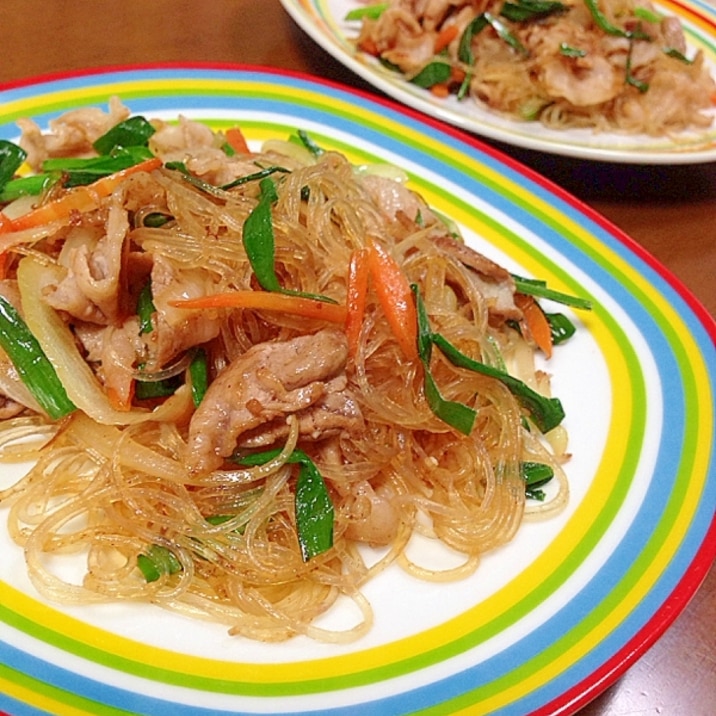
[185,329,363,474]
[432,234,521,323]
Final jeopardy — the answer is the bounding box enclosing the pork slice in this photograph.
[431,234,521,323]
[185,329,362,474]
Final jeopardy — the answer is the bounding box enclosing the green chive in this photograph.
[238,448,334,561]
[136,280,155,335]
[189,348,209,407]
[512,275,592,310]
[137,544,182,583]
[410,61,453,88]
[0,296,75,420]
[92,116,156,155]
[345,2,389,21]
[0,140,27,193]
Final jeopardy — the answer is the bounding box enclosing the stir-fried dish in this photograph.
[349,0,715,134]
[0,101,587,642]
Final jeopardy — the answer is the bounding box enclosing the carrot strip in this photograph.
[367,240,418,361]
[8,157,163,232]
[225,127,251,155]
[430,84,451,98]
[515,293,553,359]
[434,25,458,53]
[170,290,348,324]
[345,247,370,357]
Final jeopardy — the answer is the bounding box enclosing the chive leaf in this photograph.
[238,447,334,561]
[0,140,27,193]
[137,544,182,583]
[92,116,156,155]
[0,296,76,420]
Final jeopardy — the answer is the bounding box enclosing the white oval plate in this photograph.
[280,0,716,163]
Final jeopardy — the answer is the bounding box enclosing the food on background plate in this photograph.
[0,101,588,642]
[348,0,715,135]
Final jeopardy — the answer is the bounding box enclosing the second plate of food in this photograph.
[281,0,716,163]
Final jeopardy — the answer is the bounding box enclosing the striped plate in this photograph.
[280,0,716,164]
[0,66,714,716]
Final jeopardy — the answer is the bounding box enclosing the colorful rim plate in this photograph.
[0,66,714,716]
[280,0,716,164]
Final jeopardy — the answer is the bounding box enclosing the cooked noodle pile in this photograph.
[352,0,715,134]
[0,102,571,642]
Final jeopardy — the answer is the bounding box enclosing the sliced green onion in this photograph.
[500,0,567,21]
[663,47,694,64]
[238,448,334,561]
[415,286,477,435]
[0,295,76,420]
[634,6,663,23]
[220,165,289,191]
[0,172,60,203]
[410,61,453,88]
[522,461,554,500]
[626,40,650,92]
[242,177,336,303]
[136,280,155,335]
[560,43,587,57]
[432,332,565,433]
[134,374,181,400]
[137,544,182,583]
[0,140,27,193]
[546,312,577,345]
[583,0,651,39]
[345,2,389,21]
[512,275,592,310]
[143,212,173,228]
[93,116,156,155]
[295,130,324,158]
[189,347,209,407]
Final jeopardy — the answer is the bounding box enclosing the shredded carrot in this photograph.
[434,25,458,54]
[430,83,451,98]
[225,127,251,155]
[0,252,8,280]
[345,247,370,357]
[107,383,134,412]
[170,290,348,324]
[367,240,418,361]
[358,37,379,56]
[515,293,553,359]
[8,157,163,232]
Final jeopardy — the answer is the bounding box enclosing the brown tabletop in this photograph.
[2,1,715,714]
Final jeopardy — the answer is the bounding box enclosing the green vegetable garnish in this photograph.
[0,295,76,420]
[522,461,554,500]
[546,312,577,345]
[92,115,156,155]
[626,40,649,92]
[136,280,155,335]
[583,0,650,39]
[42,146,154,187]
[410,61,453,88]
[0,140,27,194]
[242,177,336,303]
[415,287,477,435]
[412,286,565,434]
[0,172,60,203]
[189,347,209,407]
[560,43,587,57]
[294,129,324,158]
[137,544,182,583]
[512,275,592,310]
[238,448,334,561]
[500,0,567,22]
[344,2,389,21]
